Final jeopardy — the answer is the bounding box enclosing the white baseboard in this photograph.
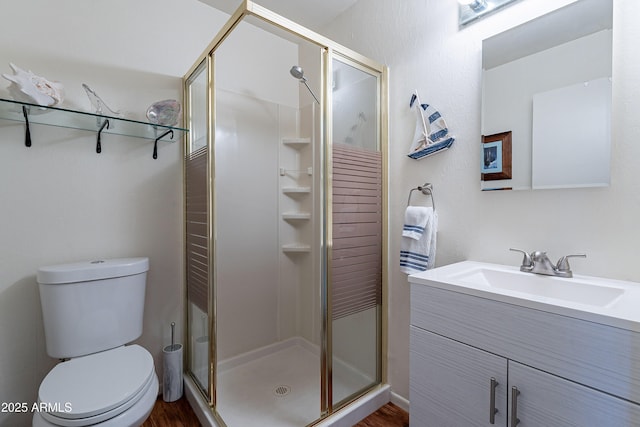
[390,391,410,413]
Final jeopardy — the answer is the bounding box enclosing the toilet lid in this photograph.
[39,345,154,420]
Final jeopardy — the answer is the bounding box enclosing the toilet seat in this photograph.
[37,345,155,426]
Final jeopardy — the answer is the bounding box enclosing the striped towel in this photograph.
[402,206,431,240]
[400,207,437,274]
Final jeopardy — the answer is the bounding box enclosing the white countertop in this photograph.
[409,261,640,332]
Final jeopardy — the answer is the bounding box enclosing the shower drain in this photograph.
[273,385,291,397]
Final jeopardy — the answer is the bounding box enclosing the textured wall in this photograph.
[323,0,640,401]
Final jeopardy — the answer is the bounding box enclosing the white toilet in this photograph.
[33,258,158,427]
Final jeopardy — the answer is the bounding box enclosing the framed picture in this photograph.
[481,131,512,181]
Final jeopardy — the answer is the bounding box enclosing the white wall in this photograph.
[0,1,222,425]
[323,0,640,401]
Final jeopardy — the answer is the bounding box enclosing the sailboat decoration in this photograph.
[407,91,455,160]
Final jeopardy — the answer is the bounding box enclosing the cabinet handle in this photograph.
[511,386,521,426]
[489,377,499,424]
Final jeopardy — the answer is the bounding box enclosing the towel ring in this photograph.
[407,183,436,211]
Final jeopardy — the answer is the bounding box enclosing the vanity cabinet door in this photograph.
[509,361,640,426]
[410,326,508,427]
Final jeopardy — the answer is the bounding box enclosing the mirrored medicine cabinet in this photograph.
[480,0,613,191]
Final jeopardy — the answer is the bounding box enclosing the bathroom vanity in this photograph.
[408,261,640,426]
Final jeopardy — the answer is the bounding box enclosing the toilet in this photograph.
[33,258,158,427]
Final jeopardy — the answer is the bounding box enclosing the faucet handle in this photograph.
[509,248,533,270]
[556,254,587,273]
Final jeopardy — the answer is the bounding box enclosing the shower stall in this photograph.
[183,2,387,426]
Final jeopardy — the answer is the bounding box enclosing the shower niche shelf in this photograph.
[280,135,312,255]
[0,97,187,156]
[282,186,311,194]
[282,137,310,146]
[282,212,311,220]
[281,243,311,253]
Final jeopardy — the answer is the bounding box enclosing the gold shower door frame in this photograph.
[183,0,389,423]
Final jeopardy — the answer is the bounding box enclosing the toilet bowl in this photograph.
[33,345,158,427]
[34,258,158,427]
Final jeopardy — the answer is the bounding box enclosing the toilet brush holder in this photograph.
[163,322,183,402]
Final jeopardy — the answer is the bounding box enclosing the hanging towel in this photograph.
[400,207,438,274]
[402,206,431,240]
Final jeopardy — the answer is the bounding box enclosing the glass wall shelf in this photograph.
[0,97,188,144]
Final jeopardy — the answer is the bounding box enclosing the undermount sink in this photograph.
[409,261,640,332]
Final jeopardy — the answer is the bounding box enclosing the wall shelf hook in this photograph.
[153,129,174,159]
[97,119,109,153]
[22,105,31,147]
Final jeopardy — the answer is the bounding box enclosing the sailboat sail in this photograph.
[407,92,455,160]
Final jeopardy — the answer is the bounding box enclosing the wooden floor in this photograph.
[142,396,201,427]
[353,402,409,427]
[143,396,409,427]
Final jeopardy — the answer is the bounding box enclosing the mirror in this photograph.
[481,0,612,191]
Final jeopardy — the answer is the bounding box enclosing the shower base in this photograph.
[184,337,390,427]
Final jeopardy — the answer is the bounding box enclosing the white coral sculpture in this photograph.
[2,63,64,107]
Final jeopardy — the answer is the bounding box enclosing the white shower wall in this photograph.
[215,89,282,359]
[212,15,322,359]
[215,88,319,360]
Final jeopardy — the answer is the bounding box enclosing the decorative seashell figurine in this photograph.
[2,63,64,107]
[146,99,181,127]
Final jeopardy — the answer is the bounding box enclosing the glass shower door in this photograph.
[185,60,211,399]
[329,56,383,407]
[211,15,325,427]
[182,3,387,424]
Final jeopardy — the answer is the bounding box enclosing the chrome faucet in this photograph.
[509,248,586,278]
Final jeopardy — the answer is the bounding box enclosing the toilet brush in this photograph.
[171,322,176,350]
[163,321,183,402]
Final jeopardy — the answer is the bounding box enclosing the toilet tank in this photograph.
[37,258,149,359]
